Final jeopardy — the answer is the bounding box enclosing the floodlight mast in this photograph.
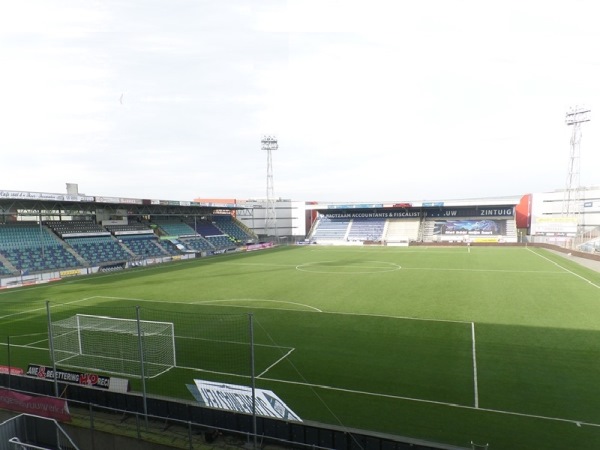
[563,107,591,219]
[261,136,278,238]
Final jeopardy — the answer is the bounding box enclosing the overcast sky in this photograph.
[1,0,599,203]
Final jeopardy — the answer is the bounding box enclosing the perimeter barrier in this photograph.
[0,374,469,450]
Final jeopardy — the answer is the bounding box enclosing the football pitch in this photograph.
[1,245,600,449]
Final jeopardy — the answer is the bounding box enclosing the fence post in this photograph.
[89,403,96,450]
[249,313,257,449]
[7,336,11,390]
[136,305,149,429]
[46,300,59,397]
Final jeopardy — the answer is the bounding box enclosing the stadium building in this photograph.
[2,185,600,288]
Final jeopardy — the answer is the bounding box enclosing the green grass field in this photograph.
[2,245,600,449]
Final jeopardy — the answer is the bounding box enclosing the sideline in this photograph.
[527,248,600,289]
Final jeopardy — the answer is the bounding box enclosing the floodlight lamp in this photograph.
[565,108,591,125]
[261,136,278,151]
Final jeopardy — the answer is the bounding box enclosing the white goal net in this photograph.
[50,314,176,378]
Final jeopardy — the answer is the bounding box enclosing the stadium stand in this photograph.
[0,260,13,275]
[346,218,386,242]
[0,223,80,273]
[152,219,196,237]
[103,222,181,257]
[0,262,12,275]
[47,220,110,238]
[118,235,169,258]
[2,247,80,273]
[65,236,132,265]
[104,223,153,234]
[184,218,240,251]
[189,218,222,237]
[156,239,182,255]
[179,236,214,252]
[205,235,237,250]
[310,216,351,242]
[384,219,421,243]
[212,214,255,242]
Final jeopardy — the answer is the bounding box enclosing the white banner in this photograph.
[532,216,578,236]
[192,379,302,422]
[0,190,93,202]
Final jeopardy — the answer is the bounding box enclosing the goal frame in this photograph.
[50,313,176,379]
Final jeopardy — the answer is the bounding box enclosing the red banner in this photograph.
[0,389,71,422]
[0,365,24,375]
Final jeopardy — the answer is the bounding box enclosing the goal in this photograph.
[50,314,176,378]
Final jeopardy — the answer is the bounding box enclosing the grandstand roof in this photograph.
[0,189,245,219]
[307,195,522,211]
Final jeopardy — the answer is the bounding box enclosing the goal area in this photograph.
[50,314,176,378]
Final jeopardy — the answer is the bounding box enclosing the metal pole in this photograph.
[89,403,96,450]
[136,306,149,428]
[249,313,257,449]
[7,336,11,389]
[46,301,59,397]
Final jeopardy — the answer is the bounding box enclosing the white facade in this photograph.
[236,199,307,240]
[530,187,600,233]
[529,186,600,250]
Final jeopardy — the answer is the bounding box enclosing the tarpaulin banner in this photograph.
[0,388,71,422]
[190,379,302,422]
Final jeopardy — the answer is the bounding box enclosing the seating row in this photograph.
[0,216,256,276]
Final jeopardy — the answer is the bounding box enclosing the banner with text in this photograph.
[27,364,129,392]
[433,219,507,236]
[190,379,302,422]
[0,388,71,422]
[323,206,514,220]
[0,365,24,375]
[531,216,578,237]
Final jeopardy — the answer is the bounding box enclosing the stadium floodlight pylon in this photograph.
[563,106,591,219]
[261,135,278,238]
[50,313,176,379]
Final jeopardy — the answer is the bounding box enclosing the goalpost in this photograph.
[50,314,176,379]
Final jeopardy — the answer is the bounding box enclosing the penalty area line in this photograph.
[257,348,295,379]
[258,376,600,429]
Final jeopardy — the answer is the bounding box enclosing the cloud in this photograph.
[0,0,599,202]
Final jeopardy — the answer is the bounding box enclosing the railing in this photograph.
[0,414,79,450]
[0,375,470,450]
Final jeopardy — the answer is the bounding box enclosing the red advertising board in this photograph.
[0,365,24,375]
[0,388,71,422]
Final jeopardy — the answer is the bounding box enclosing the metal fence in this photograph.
[0,374,469,450]
[0,413,79,450]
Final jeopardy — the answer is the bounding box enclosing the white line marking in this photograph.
[322,309,472,325]
[155,362,600,429]
[222,262,298,268]
[257,348,295,378]
[0,296,102,321]
[527,248,600,289]
[472,322,479,409]
[257,376,600,428]
[403,267,565,274]
[91,295,323,313]
[193,299,323,312]
[68,295,468,324]
[3,293,595,429]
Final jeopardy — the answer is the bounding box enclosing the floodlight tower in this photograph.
[563,107,591,218]
[261,136,278,237]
